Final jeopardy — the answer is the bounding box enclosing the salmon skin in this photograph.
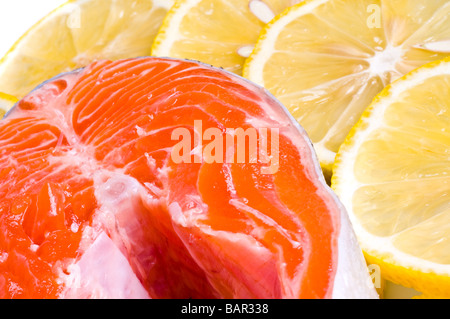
[0,57,369,299]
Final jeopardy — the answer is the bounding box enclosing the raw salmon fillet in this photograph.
[0,57,377,299]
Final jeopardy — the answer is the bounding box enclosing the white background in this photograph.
[0,0,66,57]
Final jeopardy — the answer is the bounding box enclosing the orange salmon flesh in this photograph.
[0,57,340,298]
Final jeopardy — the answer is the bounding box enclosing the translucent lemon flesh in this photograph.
[0,92,18,118]
[152,0,302,75]
[0,0,174,100]
[332,58,450,297]
[244,0,450,173]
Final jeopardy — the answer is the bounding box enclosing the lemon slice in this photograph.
[244,0,450,176]
[331,57,450,298]
[0,0,174,100]
[0,92,18,118]
[151,0,302,75]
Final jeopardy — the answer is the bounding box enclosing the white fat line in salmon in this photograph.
[170,120,279,174]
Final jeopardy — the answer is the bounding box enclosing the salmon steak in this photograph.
[0,57,377,299]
